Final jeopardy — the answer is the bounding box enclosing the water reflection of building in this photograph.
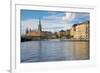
[70,21,89,40]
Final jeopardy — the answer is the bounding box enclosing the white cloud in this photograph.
[21,19,39,35]
[62,13,76,23]
[43,15,62,20]
[42,14,67,32]
[21,13,75,34]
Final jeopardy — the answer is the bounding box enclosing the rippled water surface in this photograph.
[21,40,89,63]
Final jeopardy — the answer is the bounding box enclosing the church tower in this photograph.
[38,18,42,32]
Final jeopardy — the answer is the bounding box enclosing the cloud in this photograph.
[21,18,69,34]
[21,12,89,34]
[62,13,76,23]
[21,19,39,35]
[42,14,69,32]
[43,13,63,21]
[69,13,90,24]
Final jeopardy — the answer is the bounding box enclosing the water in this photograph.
[21,40,89,63]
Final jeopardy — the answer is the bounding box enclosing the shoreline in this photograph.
[21,39,89,42]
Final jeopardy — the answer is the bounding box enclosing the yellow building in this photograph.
[70,27,75,39]
[70,21,89,40]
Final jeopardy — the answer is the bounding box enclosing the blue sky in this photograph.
[21,10,65,20]
[21,9,89,34]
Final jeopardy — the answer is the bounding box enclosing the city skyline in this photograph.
[21,9,90,35]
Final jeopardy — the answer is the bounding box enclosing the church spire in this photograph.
[38,18,42,32]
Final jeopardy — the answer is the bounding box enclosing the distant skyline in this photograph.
[21,9,89,35]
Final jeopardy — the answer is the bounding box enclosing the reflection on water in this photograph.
[21,40,89,63]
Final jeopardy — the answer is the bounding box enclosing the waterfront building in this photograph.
[25,19,53,39]
[71,21,89,40]
[25,19,44,39]
[70,27,75,39]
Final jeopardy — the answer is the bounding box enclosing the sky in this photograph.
[21,9,89,35]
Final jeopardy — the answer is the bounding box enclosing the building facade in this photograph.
[70,21,89,40]
[25,19,53,39]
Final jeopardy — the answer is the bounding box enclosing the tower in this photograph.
[38,18,42,32]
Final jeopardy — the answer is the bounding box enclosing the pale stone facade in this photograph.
[70,21,89,40]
